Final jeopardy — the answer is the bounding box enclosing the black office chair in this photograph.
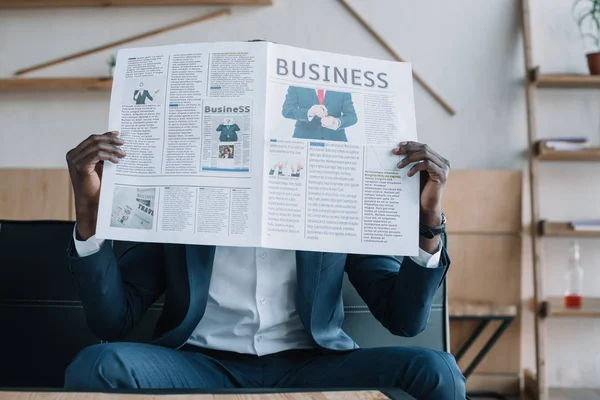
[0,220,448,399]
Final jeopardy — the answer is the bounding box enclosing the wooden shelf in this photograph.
[0,78,112,92]
[449,301,517,318]
[526,371,600,399]
[532,73,600,88]
[535,142,600,161]
[0,0,271,7]
[550,387,600,399]
[538,221,600,238]
[530,296,600,318]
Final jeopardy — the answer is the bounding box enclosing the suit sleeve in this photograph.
[338,93,358,129]
[217,124,224,141]
[282,87,310,122]
[146,91,154,101]
[67,239,166,341]
[133,90,139,101]
[345,248,449,337]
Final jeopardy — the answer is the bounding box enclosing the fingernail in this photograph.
[399,141,407,146]
[111,131,119,135]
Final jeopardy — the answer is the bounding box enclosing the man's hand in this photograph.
[321,116,341,130]
[66,131,126,240]
[393,141,450,252]
[308,104,328,120]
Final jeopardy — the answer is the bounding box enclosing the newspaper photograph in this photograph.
[95,41,419,255]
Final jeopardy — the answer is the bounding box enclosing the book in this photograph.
[570,221,600,231]
[540,137,589,151]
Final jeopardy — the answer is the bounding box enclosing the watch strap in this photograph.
[419,213,446,239]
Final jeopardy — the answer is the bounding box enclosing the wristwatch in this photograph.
[419,213,446,239]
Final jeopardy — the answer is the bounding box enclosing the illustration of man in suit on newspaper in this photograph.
[133,82,160,105]
[282,86,357,142]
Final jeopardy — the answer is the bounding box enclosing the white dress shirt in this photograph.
[74,229,441,355]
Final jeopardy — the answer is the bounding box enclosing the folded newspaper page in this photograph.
[96,41,420,256]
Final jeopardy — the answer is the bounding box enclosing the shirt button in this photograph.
[260,297,266,304]
[259,252,266,258]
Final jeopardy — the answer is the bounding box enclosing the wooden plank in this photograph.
[535,144,600,162]
[447,234,521,374]
[520,0,546,397]
[0,391,388,400]
[533,74,600,89]
[0,0,271,8]
[338,0,456,116]
[443,170,522,234]
[449,301,517,317]
[524,368,539,400]
[0,78,112,92]
[544,296,600,318]
[14,9,231,75]
[539,221,600,238]
[465,373,520,395]
[550,387,600,400]
[0,169,71,221]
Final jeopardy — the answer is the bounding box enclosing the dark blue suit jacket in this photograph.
[68,242,449,350]
[282,87,358,142]
[133,89,153,105]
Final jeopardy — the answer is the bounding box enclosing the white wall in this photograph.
[1,0,599,388]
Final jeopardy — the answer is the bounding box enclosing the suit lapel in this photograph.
[295,250,323,331]
[156,244,215,348]
[185,245,215,310]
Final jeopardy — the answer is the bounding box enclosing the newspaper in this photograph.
[96,41,420,256]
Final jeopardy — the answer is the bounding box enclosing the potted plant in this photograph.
[107,54,117,77]
[573,0,600,74]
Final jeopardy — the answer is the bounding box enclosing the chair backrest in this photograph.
[0,220,447,388]
[0,220,96,388]
[0,221,154,388]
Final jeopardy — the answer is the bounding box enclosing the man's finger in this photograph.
[67,131,123,161]
[393,141,425,152]
[70,141,126,166]
[74,151,120,173]
[396,150,446,170]
[407,161,446,182]
[393,142,450,167]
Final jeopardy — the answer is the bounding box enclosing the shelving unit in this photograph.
[521,0,600,399]
[539,221,600,238]
[533,74,600,89]
[0,77,112,92]
[529,297,600,318]
[535,142,600,162]
[543,297,600,318]
[0,0,271,7]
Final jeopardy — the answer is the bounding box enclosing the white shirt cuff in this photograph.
[334,118,341,130]
[409,244,442,269]
[73,226,105,257]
